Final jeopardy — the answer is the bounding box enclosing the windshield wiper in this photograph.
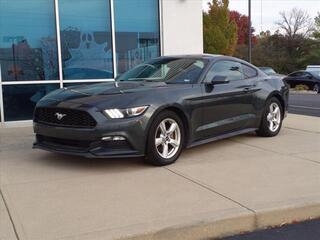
[119,79,162,82]
[67,89,90,96]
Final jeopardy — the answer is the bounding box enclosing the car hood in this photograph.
[40,81,169,107]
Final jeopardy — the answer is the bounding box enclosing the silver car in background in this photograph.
[306,65,320,71]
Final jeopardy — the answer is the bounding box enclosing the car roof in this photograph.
[290,70,318,75]
[158,54,254,64]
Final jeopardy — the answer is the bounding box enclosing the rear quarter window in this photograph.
[242,64,258,79]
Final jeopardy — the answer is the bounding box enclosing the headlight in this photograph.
[103,106,149,119]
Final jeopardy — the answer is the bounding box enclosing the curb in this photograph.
[289,90,317,95]
[119,202,320,240]
[256,201,320,229]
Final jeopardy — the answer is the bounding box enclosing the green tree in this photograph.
[203,0,237,55]
[314,12,320,39]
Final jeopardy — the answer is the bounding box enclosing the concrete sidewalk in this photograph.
[0,114,319,240]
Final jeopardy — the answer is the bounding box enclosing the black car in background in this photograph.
[33,55,289,166]
[283,70,320,93]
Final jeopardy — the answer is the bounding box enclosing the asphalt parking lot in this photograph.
[289,92,320,117]
[220,219,320,240]
[1,114,320,240]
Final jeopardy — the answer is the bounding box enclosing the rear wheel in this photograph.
[289,83,295,89]
[145,111,184,166]
[313,84,320,93]
[256,97,283,137]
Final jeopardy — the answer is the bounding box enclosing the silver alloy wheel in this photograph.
[313,84,319,93]
[267,102,281,132]
[155,118,181,159]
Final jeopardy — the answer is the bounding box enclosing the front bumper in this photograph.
[33,114,149,158]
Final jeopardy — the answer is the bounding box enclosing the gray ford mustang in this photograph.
[33,55,289,166]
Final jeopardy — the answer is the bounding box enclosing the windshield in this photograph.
[117,58,208,84]
[261,68,276,75]
[310,71,320,77]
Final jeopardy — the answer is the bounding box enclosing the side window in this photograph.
[289,72,301,77]
[204,61,243,82]
[242,64,258,79]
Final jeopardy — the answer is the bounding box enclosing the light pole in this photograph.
[248,0,252,63]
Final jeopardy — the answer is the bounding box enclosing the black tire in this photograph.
[313,84,320,94]
[289,83,295,89]
[145,111,184,166]
[256,97,283,137]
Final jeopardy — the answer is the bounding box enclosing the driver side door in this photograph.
[198,60,256,139]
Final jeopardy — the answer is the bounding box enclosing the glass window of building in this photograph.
[0,0,59,81]
[63,82,98,88]
[2,84,59,121]
[114,0,160,75]
[59,0,114,80]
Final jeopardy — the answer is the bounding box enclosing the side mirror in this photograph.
[210,75,230,85]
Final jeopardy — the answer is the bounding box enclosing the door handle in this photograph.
[243,87,251,93]
[242,85,256,92]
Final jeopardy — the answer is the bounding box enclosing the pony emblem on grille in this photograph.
[55,112,67,120]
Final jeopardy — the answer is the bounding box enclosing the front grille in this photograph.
[36,135,133,152]
[37,135,92,149]
[34,107,97,128]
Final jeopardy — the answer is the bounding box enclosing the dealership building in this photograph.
[0,0,203,125]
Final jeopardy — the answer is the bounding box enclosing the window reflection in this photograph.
[3,84,59,121]
[0,0,59,81]
[63,82,100,88]
[0,0,162,122]
[114,0,160,75]
[205,61,243,82]
[59,0,113,80]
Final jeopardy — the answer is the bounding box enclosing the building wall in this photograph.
[161,0,203,55]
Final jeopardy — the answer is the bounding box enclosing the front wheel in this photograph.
[256,97,283,137]
[145,111,184,166]
[313,84,320,94]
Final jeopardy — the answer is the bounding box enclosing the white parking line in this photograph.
[290,105,320,110]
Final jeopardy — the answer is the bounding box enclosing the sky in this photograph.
[202,0,320,33]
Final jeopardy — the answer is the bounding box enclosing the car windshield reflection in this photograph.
[117,58,208,84]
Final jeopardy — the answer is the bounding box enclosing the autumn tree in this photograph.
[229,10,256,45]
[203,0,237,55]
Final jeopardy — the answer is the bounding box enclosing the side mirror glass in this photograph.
[210,75,230,85]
